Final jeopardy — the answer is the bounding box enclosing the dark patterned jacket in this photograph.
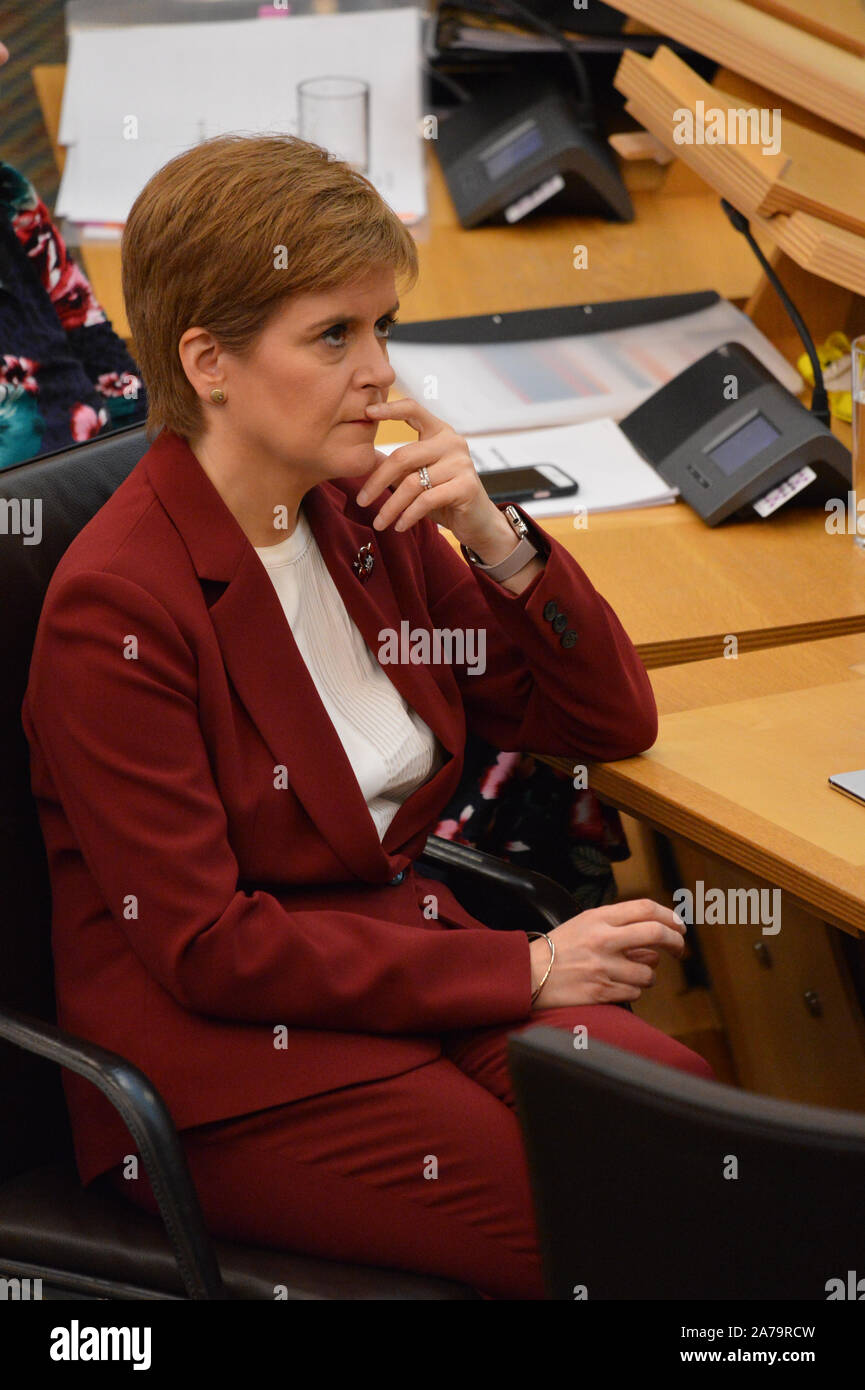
[0,161,146,468]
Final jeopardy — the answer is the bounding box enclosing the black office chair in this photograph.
[0,426,581,1301]
[507,1026,865,1300]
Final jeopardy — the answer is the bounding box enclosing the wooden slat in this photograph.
[604,0,865,140]
[617,47,865,237]
[742,0,865,59]
[622,94,865,294]
[648,45,791,185]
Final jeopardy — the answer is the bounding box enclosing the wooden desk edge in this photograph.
[543,755,865,938]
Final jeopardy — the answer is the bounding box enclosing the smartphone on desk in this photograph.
[828,769,865,807]
[478,463,578,504]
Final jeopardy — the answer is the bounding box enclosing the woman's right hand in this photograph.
[529,898,687,1009]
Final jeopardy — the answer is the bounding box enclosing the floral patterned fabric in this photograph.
[432,731,631,912]
[0,161,146,468]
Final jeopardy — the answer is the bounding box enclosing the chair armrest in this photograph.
[419,835,578,930]
[0,1004,225,1300]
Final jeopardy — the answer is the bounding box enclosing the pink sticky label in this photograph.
[258,4,291,14]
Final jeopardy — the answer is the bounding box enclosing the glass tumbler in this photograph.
[297,76,369,173]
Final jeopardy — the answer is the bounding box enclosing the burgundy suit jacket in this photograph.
[22,429,657,1186]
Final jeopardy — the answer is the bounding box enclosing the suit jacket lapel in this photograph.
[145,431,462,878]
[301,483,465,857]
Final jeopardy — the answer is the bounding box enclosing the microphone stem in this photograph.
[721,199,830,426]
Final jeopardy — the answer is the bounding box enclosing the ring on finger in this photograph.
[418,466,432,491]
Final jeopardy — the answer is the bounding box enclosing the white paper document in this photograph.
[377,417,678,519]
[57,10,426,226]
[386,299,804,435]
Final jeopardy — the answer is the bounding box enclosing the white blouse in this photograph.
[254,507,444,840]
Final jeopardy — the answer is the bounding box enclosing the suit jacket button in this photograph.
[389,869,407,885]
[561,630,578,648]
[543,600,558,622]
[552,614,568,633]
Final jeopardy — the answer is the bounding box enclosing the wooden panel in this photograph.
[708,64,865,152]
[669,837,865,1109]
[610,813,669,901]
[79,242,132,344]
[741,0,865,58]
[650,629,865,703]
[744,245,859,355]
[30,64,66,175]
[746,205,865,296]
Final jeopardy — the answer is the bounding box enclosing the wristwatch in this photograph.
[464,505,540,583]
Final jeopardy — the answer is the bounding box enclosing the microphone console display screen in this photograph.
[707,412,781,476]
[480,121,544,181]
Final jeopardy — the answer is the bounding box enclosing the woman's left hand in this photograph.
[354,396,510,555]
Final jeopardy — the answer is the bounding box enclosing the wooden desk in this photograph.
[542,505,865,667]
[567,633,865,935]
[551,633,865,1107]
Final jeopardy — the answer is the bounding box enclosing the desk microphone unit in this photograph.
[619,198,851,526]
[436,74,634,227]
[434,0,633,227]
[619,341,851,527]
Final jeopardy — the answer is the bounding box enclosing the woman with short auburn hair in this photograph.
[122,134,419,442]
[24,132,714,1300]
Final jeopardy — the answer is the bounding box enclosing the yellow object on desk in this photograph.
[796,331,852,423]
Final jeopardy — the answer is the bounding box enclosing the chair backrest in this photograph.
[0,425,150,1180]
[507,1026,865,1300]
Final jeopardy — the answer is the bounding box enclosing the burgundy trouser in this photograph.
[106,1006,715,1300]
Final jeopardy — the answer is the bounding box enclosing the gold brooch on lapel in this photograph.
[352,542,375,582]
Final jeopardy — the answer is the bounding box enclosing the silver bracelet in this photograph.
[526,930,555,1004]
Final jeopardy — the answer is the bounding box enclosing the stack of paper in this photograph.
[57,10,426,229]
[378,418,677,518]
